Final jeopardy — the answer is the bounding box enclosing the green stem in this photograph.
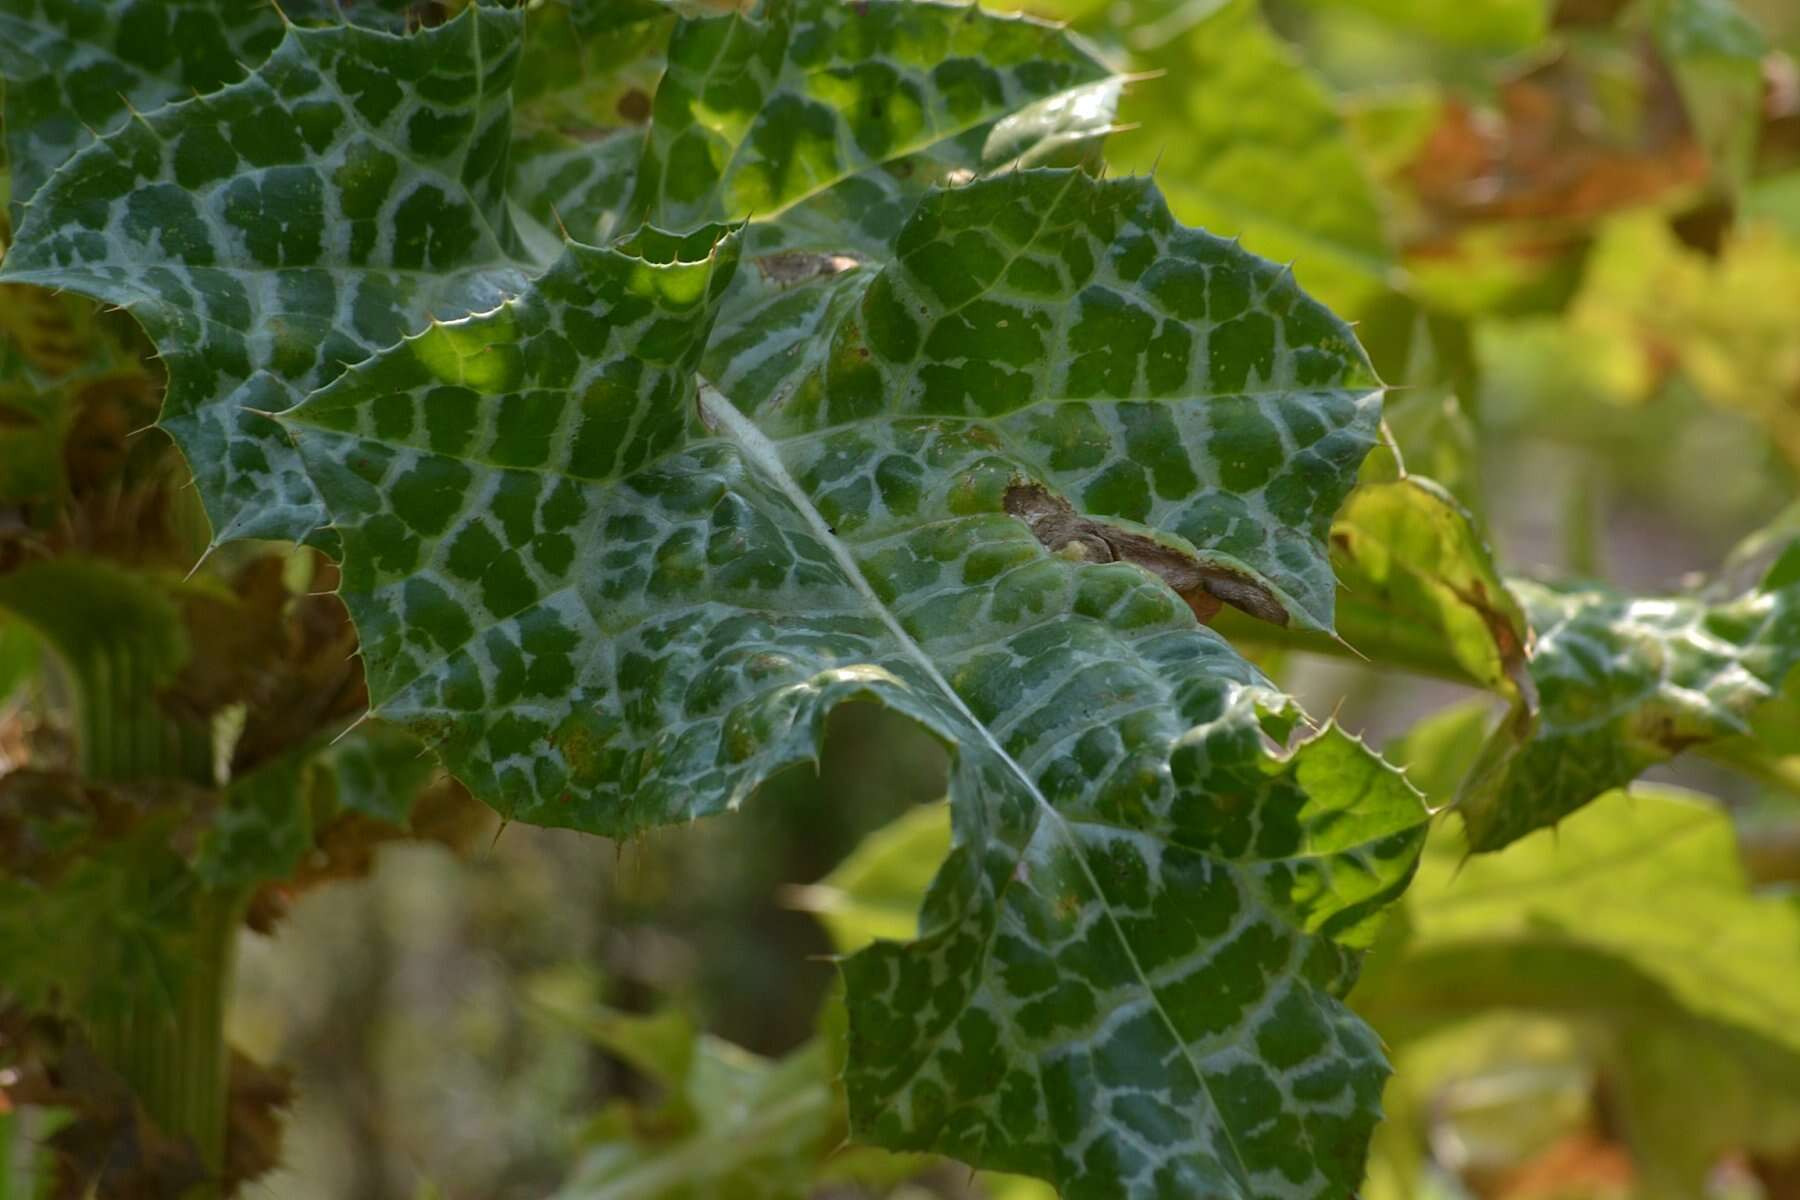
[88,887,244,1196]
[77,630,211,784]
[1563,469,1606,581]
[48,558,231,1190]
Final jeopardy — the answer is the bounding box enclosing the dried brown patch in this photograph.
[616,88,652,124]
[1003,481,1288,626]
[1404,47,1706,246]
[1,1008,208,1199]
[752,251,863,287]
[245,775,489,933]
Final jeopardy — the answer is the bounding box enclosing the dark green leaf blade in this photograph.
[0,6,535,546]
[0,0,431,218]
[718,172,1385,633]
[286,225,755,826]
[634,0,1120,256]
[1460,559,1800,852]
[286,170,1426,1198]
[844,721,1427,1197]
[0,0,289,216]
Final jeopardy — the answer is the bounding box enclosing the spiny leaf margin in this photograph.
[283,168,1427,1199]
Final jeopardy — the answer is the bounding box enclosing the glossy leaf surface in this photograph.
[0,0,288,214]
[285,168,1428,1198]
[634,0,1119,256]
[1214,469,1531,694]
[0,7,536,546]
[1102,0,1396,314]
[1459,554,1800,851]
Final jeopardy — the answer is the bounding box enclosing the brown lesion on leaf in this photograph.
[752,251,863,287]
[1451,577,1539,706]
[1002,480,1290,626]
[616,88,653,124]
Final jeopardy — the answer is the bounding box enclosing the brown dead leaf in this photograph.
[244,774,489,932]
[2,1006,298,1198]
[1487,1131,1636,1198]
[0,285,97,379]
[221,1051,294,1194]
[1,1007,209,1200]
[1405,46,1707,245]
[0,769,210,884]
[158,550,369,775]
[1755,1147,1800,1200]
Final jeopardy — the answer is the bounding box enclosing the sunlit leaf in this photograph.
[1559,214,1800,472]
[512,0,670,137]
[285,169,1427,1198]
[549,1001,843,1200]
[1458,546,1800,851]
[711,173,1385,634]
[1103,0,1398,314]
[1295,0,1549,52]
[1218,469,1530,694]
[505,0,672,252]
[633,0,1120,256]
[1358,784,1800,1194]
[0,7,538,547]
[788,800,951,954]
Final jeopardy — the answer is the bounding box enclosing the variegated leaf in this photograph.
[0,6,535,546]
[505,0,673,251]
[0,0,288,216]
[284,169,1427,1199]
[1460,543,1800,851]
[1214,468,1533,695]
[512,0,670,136]
[710,172,1385,633]
[0,0,425,217]
[0,0,1121,554]
[633,0,1123,257]
[510,127,646,257]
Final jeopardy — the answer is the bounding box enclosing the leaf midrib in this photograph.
[697,383,1265,1196]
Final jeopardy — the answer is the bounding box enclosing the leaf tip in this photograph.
[184,540,223,582]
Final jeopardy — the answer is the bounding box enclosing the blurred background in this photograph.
[59,0,1800,1196]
